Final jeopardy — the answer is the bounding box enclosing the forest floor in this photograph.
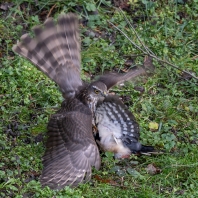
[0,0,198,197]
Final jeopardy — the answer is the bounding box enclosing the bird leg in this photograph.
[92,124,98,136]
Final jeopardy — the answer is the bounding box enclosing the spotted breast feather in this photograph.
[95,95,154,158]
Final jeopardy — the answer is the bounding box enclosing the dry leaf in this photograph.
[145,164,161,175]
[0,2,14,11]
[94,175,118,185]
[149,122,159,131]
[143,55,155,73]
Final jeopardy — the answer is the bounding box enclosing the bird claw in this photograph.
[92,124,98,136]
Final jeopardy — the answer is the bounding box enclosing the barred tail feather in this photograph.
[12,13,82,98]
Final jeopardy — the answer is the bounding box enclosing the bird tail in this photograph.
[140,145,155,153]
[12,13,82,98]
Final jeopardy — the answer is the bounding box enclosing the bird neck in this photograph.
[77,88,96,115]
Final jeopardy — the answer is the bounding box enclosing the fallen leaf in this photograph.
[143,55,155,73]
[180,70,195,80]
[0,2,14,11]
[94,175,118,185]
[149,122,159,131]
[113,0,130,9]
[145,164,161,175]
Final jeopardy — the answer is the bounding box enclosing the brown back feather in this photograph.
[41,98,101,189]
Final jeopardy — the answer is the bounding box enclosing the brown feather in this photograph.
[12,13,82,98]
[41,98,100,189]
[96,65,152,90]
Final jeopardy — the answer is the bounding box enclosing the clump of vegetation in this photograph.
[0,0,197,197]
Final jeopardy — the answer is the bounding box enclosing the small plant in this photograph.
[0,0,197,197]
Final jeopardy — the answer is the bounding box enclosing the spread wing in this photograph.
[96,63,154,90]
[12,13,82,98]
[40,99,101,189]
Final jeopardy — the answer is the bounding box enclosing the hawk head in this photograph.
[84,81,108,114]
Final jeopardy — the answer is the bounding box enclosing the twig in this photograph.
[111,89,138,93]
[108,10,198,81]
[46,4,56,18]
[108,21,147,54]
[119,8,152,55]
[165,162,198,168]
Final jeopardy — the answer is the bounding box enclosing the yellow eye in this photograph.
[94,89,99,94]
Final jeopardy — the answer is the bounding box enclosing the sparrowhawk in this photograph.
[12,13,153,190]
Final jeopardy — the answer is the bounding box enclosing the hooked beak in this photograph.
[102,91,108,97]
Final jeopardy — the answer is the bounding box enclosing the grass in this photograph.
[0,0,198,197]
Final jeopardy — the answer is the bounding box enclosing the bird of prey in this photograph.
[12,13,153,189]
